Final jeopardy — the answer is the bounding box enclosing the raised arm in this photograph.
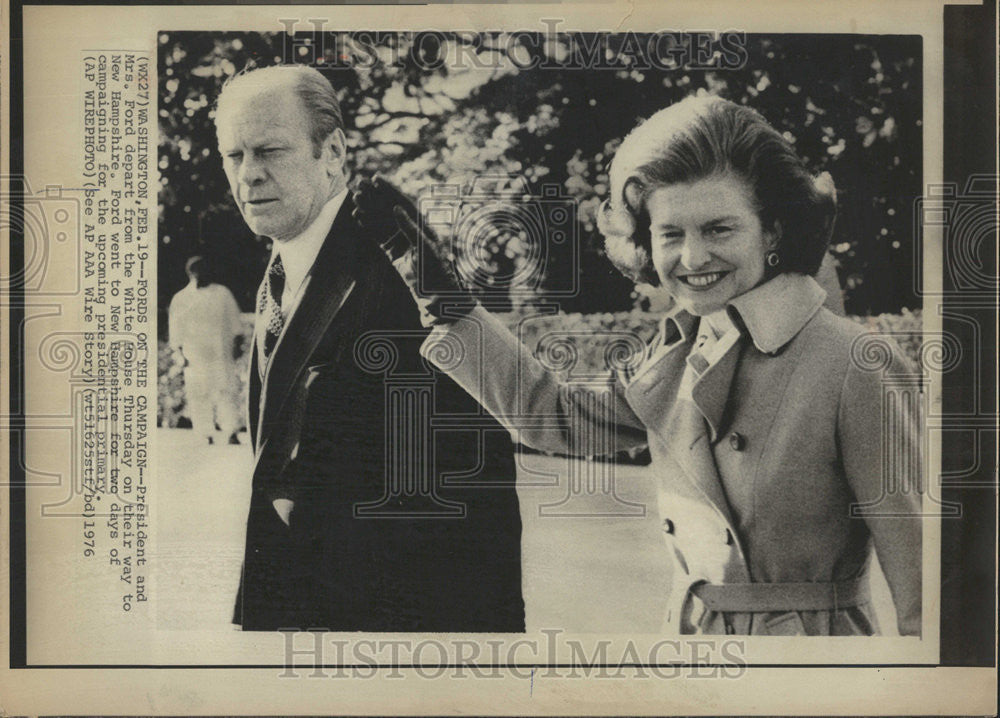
[421,306,647,456]
[353,176,648,457]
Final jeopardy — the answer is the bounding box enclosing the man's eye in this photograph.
[656,231,684,244]
[707,225,733,236]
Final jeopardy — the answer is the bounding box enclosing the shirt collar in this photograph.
[271,189,348,297]
[701,307,735,341]
[659,272,828,355]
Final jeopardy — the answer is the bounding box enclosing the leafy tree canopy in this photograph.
[159,31,921,325]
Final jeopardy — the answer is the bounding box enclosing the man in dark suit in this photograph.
[214,64,524,631]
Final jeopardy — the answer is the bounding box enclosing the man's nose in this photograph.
[237,155,266,186]
[679,235,711,269]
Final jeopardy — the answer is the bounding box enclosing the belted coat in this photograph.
[423,273,922,636]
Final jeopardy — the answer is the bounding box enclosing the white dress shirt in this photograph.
[271,189,348,322]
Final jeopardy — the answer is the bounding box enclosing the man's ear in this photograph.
[322,128,347,176]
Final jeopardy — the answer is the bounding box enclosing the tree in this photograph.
[158,30,922,330]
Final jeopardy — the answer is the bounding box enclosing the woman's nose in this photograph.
[679,236,711,269]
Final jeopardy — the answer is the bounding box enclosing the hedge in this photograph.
[158,308,924,429]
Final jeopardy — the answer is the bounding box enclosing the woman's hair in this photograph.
[598,94,837,285]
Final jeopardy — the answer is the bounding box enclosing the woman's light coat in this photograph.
[421,273,922,636]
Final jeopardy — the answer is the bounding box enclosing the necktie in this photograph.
[257,254,285,363]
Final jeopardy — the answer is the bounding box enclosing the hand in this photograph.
[353,175,469,323]
[172,348,189,368]
[352,174,419,259]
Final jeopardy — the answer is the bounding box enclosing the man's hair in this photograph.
[215,64,345,157]
[185,255,210,287]
[598,94,837,285]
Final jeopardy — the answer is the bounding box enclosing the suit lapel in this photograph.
[254,198,360,453]
[247,328,261,451]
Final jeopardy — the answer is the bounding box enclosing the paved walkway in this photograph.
[155,428,896,634]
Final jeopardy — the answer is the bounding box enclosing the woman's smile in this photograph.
[647,172,775,316]
[676,270,732,289]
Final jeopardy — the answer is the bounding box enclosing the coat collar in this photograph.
[629,273,825,433]
[656,272,828,358]
[625,273,828,461]
[725,272,828,355]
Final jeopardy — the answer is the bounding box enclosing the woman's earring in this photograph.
[765,250,781,268]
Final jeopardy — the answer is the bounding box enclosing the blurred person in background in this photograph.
[168,255,244,445]
[357,94,922,636]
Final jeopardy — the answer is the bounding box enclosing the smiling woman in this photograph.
[360,93,924,637]
[646,174,773,317]
[599,95,837,292]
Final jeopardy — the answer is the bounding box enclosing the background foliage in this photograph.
[158,31,922,328]
[157,307,924,430]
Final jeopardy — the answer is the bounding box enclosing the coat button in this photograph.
[662,518,675,535]
[728,431,746,451]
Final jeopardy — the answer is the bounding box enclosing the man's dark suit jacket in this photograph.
[234,196,525,632]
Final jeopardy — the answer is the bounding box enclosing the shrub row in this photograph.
[158,308,923,429]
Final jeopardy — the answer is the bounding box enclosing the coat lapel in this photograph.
[254,199,360,454]
[689,337,742,443]
[662,396,739,533]
[623,312,741,533]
